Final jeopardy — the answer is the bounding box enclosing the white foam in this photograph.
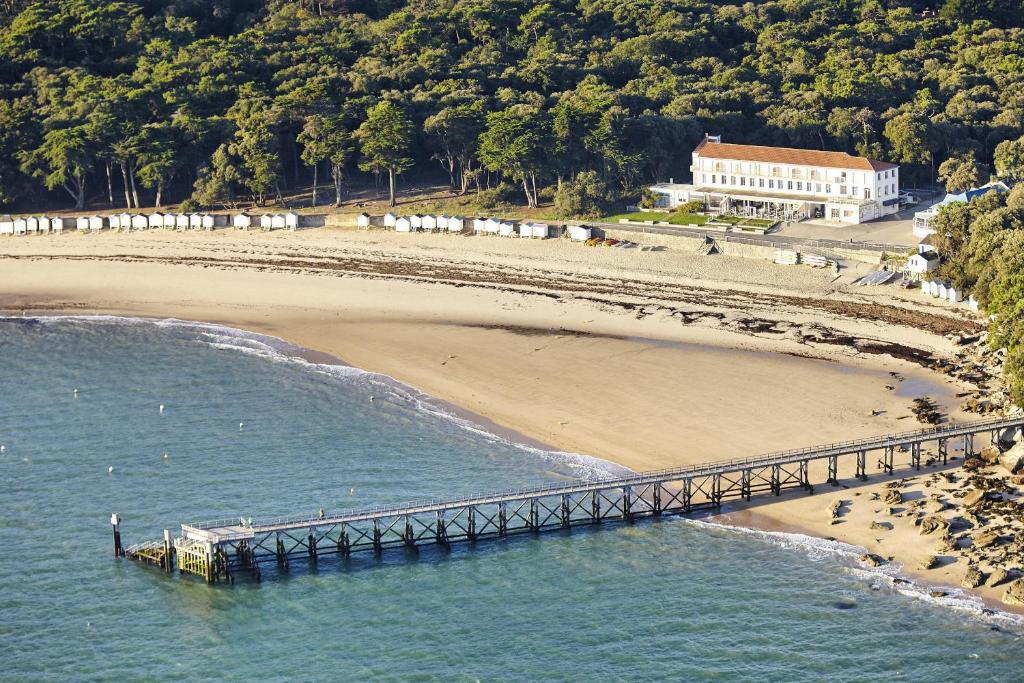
[683,517,1024,631]
[4,315,629,481]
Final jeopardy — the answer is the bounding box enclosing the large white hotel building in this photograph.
[651,135,901,224]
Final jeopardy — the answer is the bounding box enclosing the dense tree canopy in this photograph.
[2,0,1024,211]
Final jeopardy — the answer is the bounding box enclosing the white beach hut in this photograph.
[568,225,592,241]
[447,216,464,233]
[472,218,486,234]
[518,223,532,238]
[26,216,40,233]
[259,214,274,231]
[409,214,423,231]
[356,212,371,229]
[0,215,13,235]
[37,216,52,233]
[201,214,216,230]
[51,217,65,234]
[88,215,106,231]
[13,217,27,235]
[117,212,132,231]
[531,223,551,239]
[109,213,122,230]
[422,214,438,232]
[187,213,201,230]
[395,216,413,233]
[172,213,188,230]
[148,212,165,229]
[233,213,252,230]
[160,213,175,229]
[484,218,500,235]
[131,214,149,231]
[436,215,449,231]
[967,295,979,312]
[271,214,287,231]
[936,282,949,299]
[948,286,962,304]
[383,212,397,229]
[499,220,516,237]
[75,216,89,231]
[284,212,299,231]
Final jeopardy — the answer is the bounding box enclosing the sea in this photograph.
[1,316,1021,682]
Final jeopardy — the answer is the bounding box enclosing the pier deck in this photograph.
[119,416,1024,584]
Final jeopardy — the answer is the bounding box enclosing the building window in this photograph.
[840,185,847,195]
[816,183,822,193]
[787,181,793,190]
[831,208,839,219]
[740,177,746,186]
[768,180,774,189]
[796,182,803,191]
[772,167,781,177]
[825,184,831,193]
[759,178,764,188]
[730,176,736,185]
[865,189,871,199]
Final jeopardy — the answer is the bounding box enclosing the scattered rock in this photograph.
[920,515,950,536]
[973,529,1000,549]
[962,566,985,588]
[978,444,1002,465]
[963,458,984,471]
[1003,579,1024,605]
[829,500,842,519]
[859,553,884,567]
[963,488,987,508]
[929,590,948,598]
[883,489,903,506]
[833,599,857,610]
[925,499,947,514]
[869,521,891,531]
[988,568,1010,587]
[998,446,1024,475]
[885,506,898,516]
[935,533,957,553]
[920,555,939,570]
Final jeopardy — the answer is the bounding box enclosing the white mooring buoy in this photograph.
[239,421,244,431]
[159,404,165,414]
[108,466,114,474]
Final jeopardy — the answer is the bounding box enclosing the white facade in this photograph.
[51,217,65,233]
[259,214,273,230]
[233,213,252,229]
[149,213,165,229]
[422,215,438,231]
[678,137,900,224]
[356,213,371,228]
[383,212,397,228]
[472,218,486,233]
[395,217,412,232]
[568,225,592,241]
[13,217,27,234]
[131,214,149,230]
[906,252,939,277]
[0,216,12,235]
[284,212,299,231]
[88,216,106,231]
[447,216,464,232]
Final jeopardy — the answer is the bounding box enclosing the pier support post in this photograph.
[404,516,415,549]
[308,530,317,562]
[163,529,173,574]
[498,503,507,537]
[856,450,866,480]
[827,455,838,486]
[468,507,477,542]
[770,465,780,496]
[938,438,948,465]
[683,479,692,513]
[653,484,662,515]
[911,443,922,470]
[591,491,600,523]
[529,499,539,531]
[963,433,974,459]
[373,520,382,556]
[741,470,751,501]
[276,535,289,567]
[560,494,570,528]
[338,525,350,558]
[623,487,633,521]
[800,460,811,492]
[111,513,123,558]
[882,446,894,475]
[435,512,448,546]
[712,475,722,507]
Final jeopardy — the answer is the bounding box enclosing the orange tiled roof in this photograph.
[695,140,897,172]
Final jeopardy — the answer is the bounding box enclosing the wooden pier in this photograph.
[120,416,1024,584]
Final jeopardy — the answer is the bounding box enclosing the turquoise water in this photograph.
[1,317,1021,682]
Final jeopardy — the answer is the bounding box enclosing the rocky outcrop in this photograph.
[973,529,1000,549]
[920,555,939,570]
[1003,579,1024,605]
[859,553,884,567]
[920,515,949,535]
[998,443,1024,475]
[978,444,1002,465]
[935,533,957,553]
[963,488,987,508]
[988,568,1010,587]
[962,566,984,588]
[883,488,903,506]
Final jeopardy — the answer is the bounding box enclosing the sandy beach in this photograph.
[4,225,1018,609]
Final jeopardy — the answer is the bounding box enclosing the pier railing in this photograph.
[185,415,1022,533]
[118,415,1024,584]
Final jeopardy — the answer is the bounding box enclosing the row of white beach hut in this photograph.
[232,212,300,231]
[921,279,979,310]
[0,215,69,235]
[1,211,303,235]
[364,213,591,241]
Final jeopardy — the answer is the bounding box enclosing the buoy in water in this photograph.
[0,445,5,454]
[239,422,244,430]
[73,388,78,397]
[107,466,114,474]
[162,452,168,459]
[159,404,164,414]
[369,396,375,402]
[349,487,356,495]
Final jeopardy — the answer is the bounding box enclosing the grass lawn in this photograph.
[606,211,710,225]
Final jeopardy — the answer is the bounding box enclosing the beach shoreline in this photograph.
[3,228,1019,612]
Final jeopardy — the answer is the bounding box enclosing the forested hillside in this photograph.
[1,0,1023,213]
